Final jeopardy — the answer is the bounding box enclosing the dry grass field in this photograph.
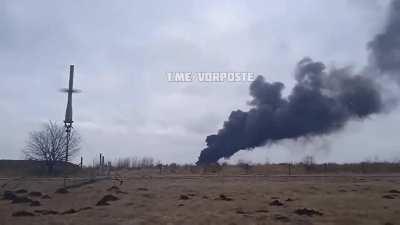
[1,172,400,225]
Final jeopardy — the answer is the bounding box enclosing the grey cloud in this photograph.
[0,0,398,165]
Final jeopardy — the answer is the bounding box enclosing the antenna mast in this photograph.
[61,65,80,186]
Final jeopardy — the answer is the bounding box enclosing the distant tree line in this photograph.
[114,157,156,169]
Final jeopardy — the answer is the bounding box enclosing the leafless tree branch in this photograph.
[23,121,81,174]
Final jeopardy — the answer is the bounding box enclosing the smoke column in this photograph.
[197,0,400,165]
[369,0,400,83]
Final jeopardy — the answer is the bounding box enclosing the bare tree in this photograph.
[23,121,80,174]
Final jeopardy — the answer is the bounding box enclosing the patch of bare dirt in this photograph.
[15,189,28,194]
[55,188,69,194]
[388,190,400,194]
[34,209,59,215]
[62,209,78,215]
[382,195,396,199]
[28,191,43,197]
[273,214,290,222]
[107,186,120,192]
[30,200,41,206]
[269,200,284,206]
[294,208,323,216]
[41,194,51,199]
[12,211,35,217]
[215,194,233,201]
[2,191,17,201]
[12,196,33,204]
[179,194,190,200]
[96,194,119,206]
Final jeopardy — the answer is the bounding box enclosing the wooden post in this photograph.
[361,162,366,174]
[288,163,292,176]
[80,156,83,168]
[102,155,104,174]
[99,153,102,175]
[107,161,111,176]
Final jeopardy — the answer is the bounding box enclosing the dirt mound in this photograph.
[2,191,17,201]
[274,214,290,222]
[30,200,41,206]
[62,209,78,215]
[15,189,28,194]
[388,189,400,194]
[55,188,69,194]
[142,193,155,198]
[12,211,35,217]
[78,206,92,211]
[41,194,51,199]
[96,194,119,206]
[179,194,190,200]
[235,208,248,214]
[34,209,59,215]
[215,194,233,201]
[96,201,109,206]
[137,187,148,191]
[235,208,269,215]
[107,186,120,191]
[294,208,323,216]
[269,200,284,206]
[28,191,43,197]
[12,196,33,204]
[255,209,269,213]
[107,186,127,194]
[35,207,92,215]
[382,195,396,199]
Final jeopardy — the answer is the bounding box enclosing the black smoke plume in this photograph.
[369,0,400,80]
[197,0,400,164]
[197,59,382,164]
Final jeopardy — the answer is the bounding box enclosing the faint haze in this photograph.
[0,0,399,164]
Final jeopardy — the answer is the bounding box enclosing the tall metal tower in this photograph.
[61,65,80,185]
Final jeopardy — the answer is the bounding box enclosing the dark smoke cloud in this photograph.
[197,0,400,164]
[197,59,382,164]
[369,0,400,81]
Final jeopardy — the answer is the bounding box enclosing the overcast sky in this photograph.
[1,0,399,165]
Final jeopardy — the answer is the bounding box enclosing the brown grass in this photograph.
[1,172,400,225]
